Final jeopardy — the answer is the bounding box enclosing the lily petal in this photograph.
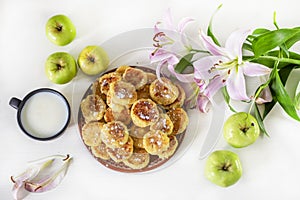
[11,158,54,200]
[150,49,175,63]
[11,155,72,199]
[177,17,194,33]
[242,62,271,77]
[12,184,29,200]
[167,64,194,83]
[226,67,250,100]
[193,55,227,80]
[225,29,252,61]
[203,74,226,98]
[199,30,227,56]
[162,8,175,31]
[25,156,72,193]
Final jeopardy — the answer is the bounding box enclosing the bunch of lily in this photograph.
[150,8,300,135]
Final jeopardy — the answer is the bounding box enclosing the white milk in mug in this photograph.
[20,91,70,139]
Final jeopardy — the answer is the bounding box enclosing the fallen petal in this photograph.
[11,158,54,200]
[11,155,72,199]
[12,183,29,200]
[24,156,72,193]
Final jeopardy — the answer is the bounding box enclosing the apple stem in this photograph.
[56,63,64,71]
[240,126,249,133]
[220,163,232,171]
[55,22,63,32]
[87,56,95,63]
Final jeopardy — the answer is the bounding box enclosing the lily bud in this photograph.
[255,86,272,104]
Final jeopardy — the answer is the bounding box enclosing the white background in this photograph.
[1,0,300,199]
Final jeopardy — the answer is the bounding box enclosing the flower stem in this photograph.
[190,49,209,54]
[252,55,300,66]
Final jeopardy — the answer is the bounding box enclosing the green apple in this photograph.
[77,45,109,75]
[45,52,77,84]
[204,150,242,187]
[223,112,260,148]
[45,14,76,46]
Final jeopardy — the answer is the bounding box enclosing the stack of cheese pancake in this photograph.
[78,65,189,172]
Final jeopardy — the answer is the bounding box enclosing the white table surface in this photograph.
[1,0,300,199]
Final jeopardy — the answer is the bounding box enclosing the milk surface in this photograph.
[20,92,69,138]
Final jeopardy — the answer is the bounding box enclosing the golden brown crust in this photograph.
[163,83,186,110]
[80,94,106,123]
[150,114,174,135]
[149,77,179,106]
[107,136,134,163]
[122,67,148,89]
[123,148,150,169]
[109,80,137,106]
[104,106,131,125]
[158,135,178,159]
[146,72,157,84]
[143,130,170,155]
[131,136,144,149]
[137,84,151,100]
[167,108,189,135]
[115,65,131,75]
[98,72,122,95]
[101,121,129,148]
[129,125,149,138]
[82,122,103,146]
[91,141,110,160]
[131,99,160,127]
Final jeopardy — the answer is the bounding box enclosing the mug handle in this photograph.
[9,97,22,110]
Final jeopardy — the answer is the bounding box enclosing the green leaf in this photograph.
[254,103,269,137]
[263,65,295,118]
[252,28,271,36]
[242,43,252,52]
[285,27,300,49]
[270,68,300,121]
[175,53,194,73]
[207,4,222,46]
[252,28,300,57]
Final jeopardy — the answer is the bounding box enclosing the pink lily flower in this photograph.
[150,9,195,82]
[153,8,194,53]
[194,29,271,103]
